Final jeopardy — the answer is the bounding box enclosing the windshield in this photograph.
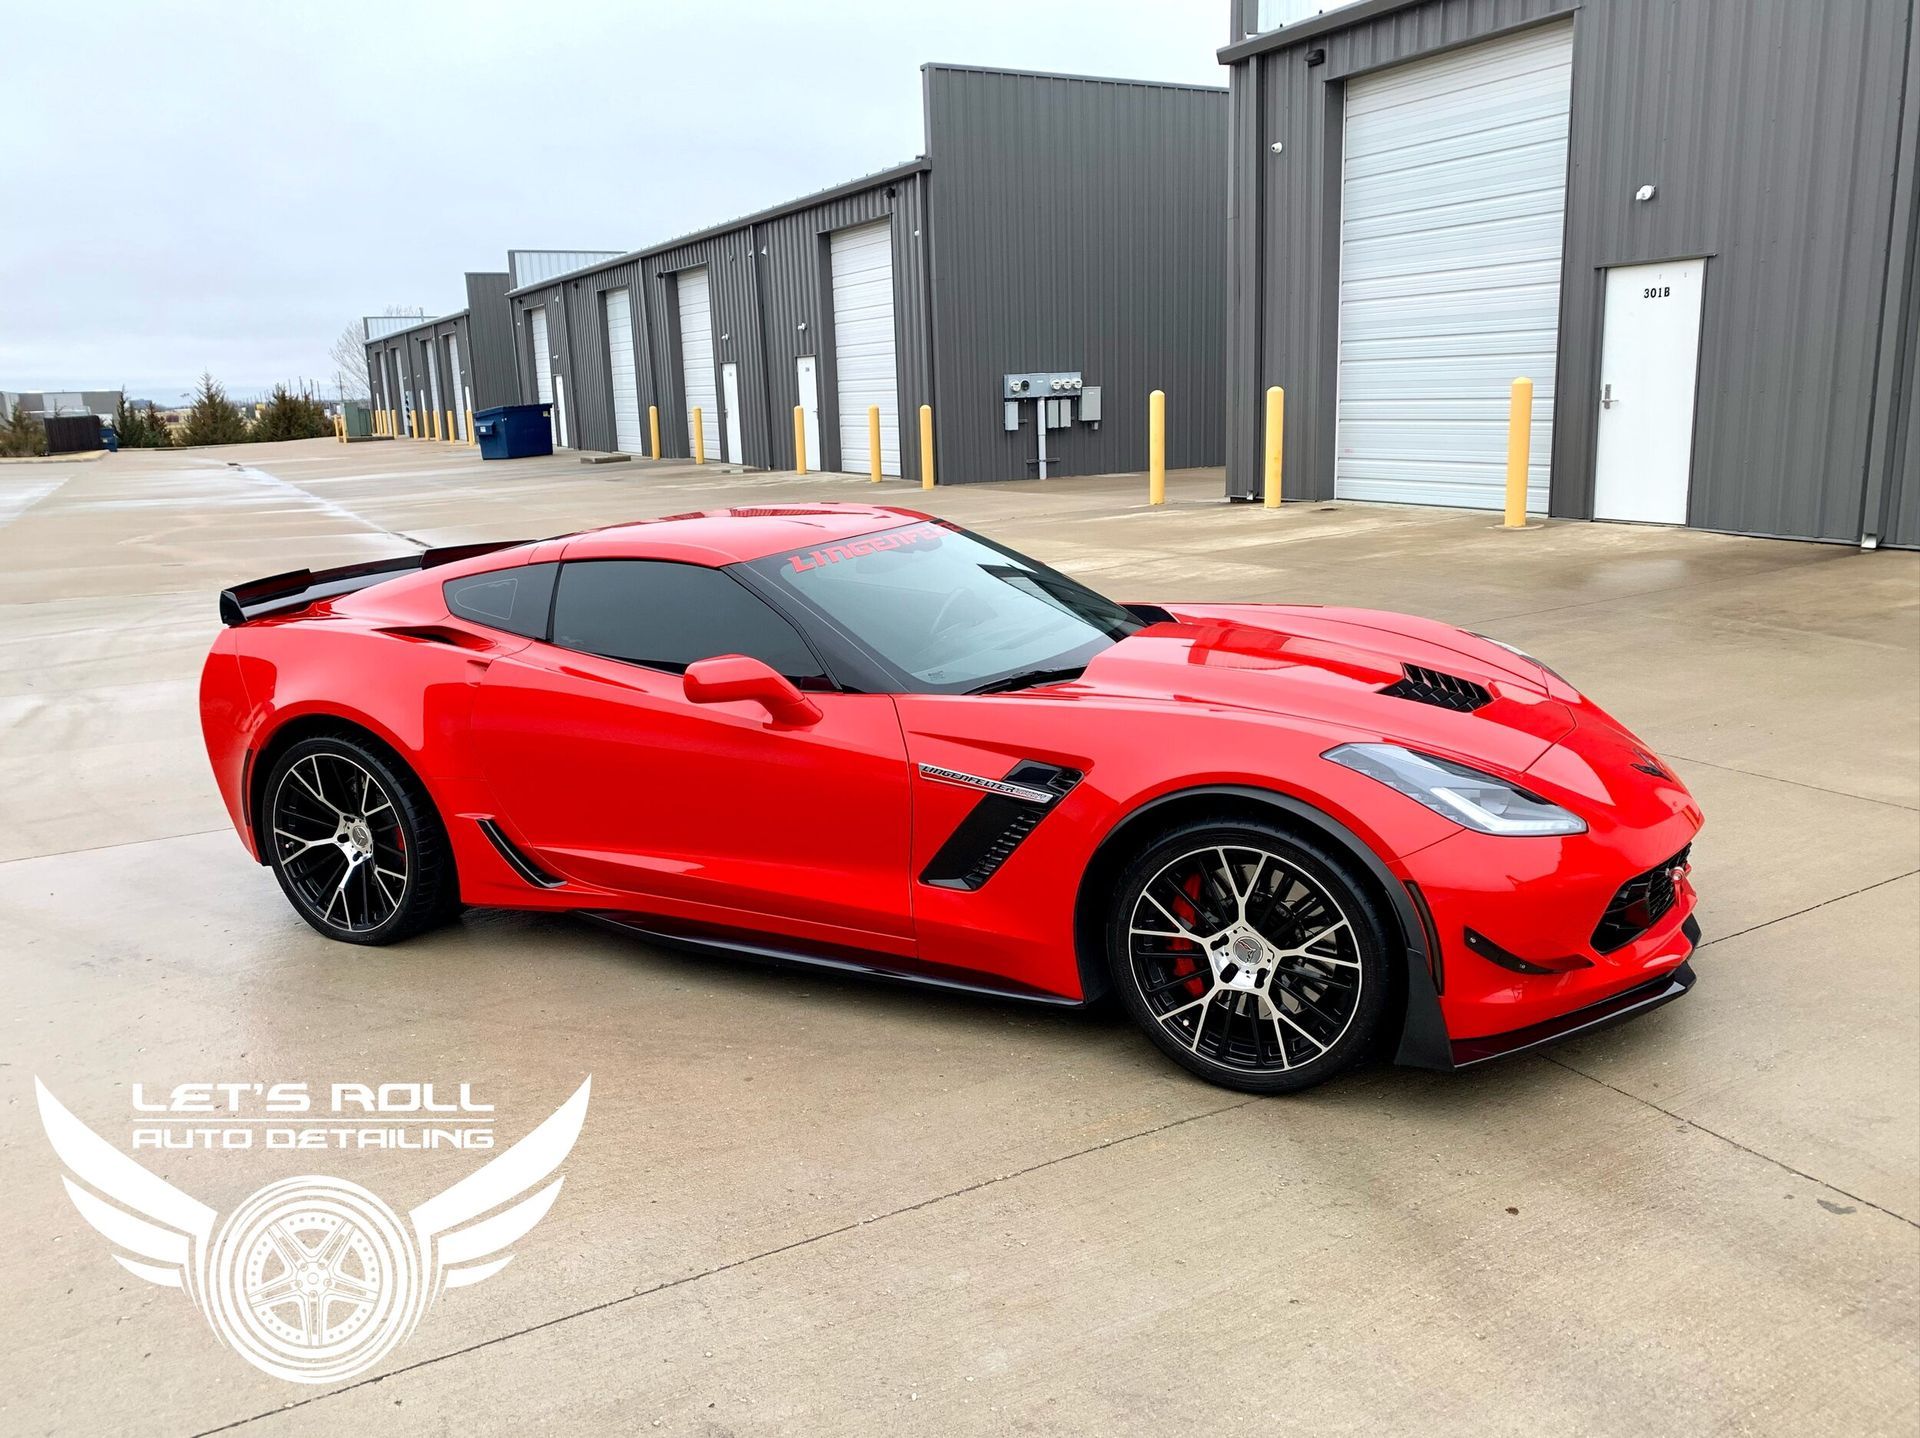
[749,521,1142,693]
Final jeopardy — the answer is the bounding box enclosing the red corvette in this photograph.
[199,504,1703,1093]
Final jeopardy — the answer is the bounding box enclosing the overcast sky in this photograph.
[0,1,1228,402]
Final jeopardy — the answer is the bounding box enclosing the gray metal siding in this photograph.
[1557,0,1911,542]
[463,272,518,411]
[527,171,932,470]
[511,286,575,439]
[923,67,1228,482]
[1892,302,1920,547]
[751,172,932,473]
[1226,0,1917,546]
[561,260,642,454]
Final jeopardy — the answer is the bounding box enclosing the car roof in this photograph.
[553,503,932,565]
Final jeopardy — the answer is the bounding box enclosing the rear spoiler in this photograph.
[217,541,526,627]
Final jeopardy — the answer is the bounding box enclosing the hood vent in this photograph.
[1381,665,1492,713]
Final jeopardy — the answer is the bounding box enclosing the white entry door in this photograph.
[721,362,744,464]
[604,287,644,454]
[796,355,822,471]
[528,307,555,443]
[830,220,901,475]
[676,267,720,460]
[1593,259,1707,525]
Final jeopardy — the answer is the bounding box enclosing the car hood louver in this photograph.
[1380,665,1493,713]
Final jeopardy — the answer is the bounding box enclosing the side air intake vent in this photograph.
[920,762,1082,891]
[1381,665,1492,713]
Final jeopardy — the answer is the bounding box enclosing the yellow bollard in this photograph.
[793,405,808,475]
[1264,386,1285,509]
[430,409,440,442]
[692,407,705,464]
[446,410,455,443]
[868,405,882,483]
[1505,377,1534,528]
[649,404,661,459]
[466,411,475,445]
[1148,389,1166,506]
[918,404,934,490]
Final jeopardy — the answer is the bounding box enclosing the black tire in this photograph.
[261,733,459,945]
[1105,817,1392,1094]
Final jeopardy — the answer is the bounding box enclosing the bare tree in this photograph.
[331,304,427,402]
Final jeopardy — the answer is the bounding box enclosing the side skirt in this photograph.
[580,912,1085,1009]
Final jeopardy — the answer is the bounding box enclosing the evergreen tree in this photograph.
[0,399,47,457]
[179,372,250,447]
[251,384,332,442]
[113,390,156,449]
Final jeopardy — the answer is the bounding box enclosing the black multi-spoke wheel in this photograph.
[1106,819,1390,1093]
[262,735,458,945]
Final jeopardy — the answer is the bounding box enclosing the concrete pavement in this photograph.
[1,438,1914,1435]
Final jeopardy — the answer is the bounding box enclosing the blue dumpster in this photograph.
[474,403,554,460]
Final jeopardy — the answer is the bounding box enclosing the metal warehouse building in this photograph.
[365,270,518,441]
[501,65,1226,483]
[1222,0,1920,548]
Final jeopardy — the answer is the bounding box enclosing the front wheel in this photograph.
[1105,819,1392,1094]
[262,734,458,945]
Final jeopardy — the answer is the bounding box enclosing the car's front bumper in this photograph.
[1448,916,1698,1066]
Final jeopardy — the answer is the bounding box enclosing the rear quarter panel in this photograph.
[212,613,522,861]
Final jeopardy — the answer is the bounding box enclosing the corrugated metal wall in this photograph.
[923,66,1228,482]
[1557,0,1911,541]
[1225,0,1918,545]
[509,283,576,440]
[463,272,519,411]
[503,167,933,471]
[508,250,622,288]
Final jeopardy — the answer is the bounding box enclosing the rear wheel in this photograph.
[262,735,457,945]
[1105,818,1391,1093]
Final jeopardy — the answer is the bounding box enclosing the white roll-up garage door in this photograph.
[677,268,721,461]
[604,288,644,454]
[830,221,901,476]
[1335,20,1573,510]
[528,307,555,443]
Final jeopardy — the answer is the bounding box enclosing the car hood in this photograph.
[1070,603,1577,773]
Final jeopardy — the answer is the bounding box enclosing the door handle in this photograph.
[1601,382,1616,410]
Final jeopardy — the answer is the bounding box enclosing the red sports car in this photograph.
[199,504,1703,1093]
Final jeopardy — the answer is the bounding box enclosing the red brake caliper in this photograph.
[1169,873,1206,998]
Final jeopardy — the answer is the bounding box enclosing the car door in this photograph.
[468,556,914,952]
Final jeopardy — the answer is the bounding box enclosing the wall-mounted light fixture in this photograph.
[1635,183,1658,202]
[1270,140,1284,154]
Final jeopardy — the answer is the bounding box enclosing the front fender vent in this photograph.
[1381,664,1492,713]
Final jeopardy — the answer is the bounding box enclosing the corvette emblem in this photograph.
[35,1076,589,1385]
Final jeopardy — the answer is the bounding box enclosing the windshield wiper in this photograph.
[965,665,1087,696]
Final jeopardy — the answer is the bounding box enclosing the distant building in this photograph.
[2,391,121,423]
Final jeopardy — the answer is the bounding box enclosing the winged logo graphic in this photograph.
[35,1075,590,1385]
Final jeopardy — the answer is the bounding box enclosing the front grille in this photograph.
[1592,844,1691,953]
[1381,664,1493,713]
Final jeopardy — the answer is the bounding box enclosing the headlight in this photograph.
[1324,743,1587,836]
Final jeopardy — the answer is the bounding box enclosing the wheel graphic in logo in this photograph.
[208,1178,421,1384]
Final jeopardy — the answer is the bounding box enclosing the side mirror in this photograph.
[683,654,822,728]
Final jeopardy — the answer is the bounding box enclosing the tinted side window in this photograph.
[550,560,827,687]
[444,562,557,639]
